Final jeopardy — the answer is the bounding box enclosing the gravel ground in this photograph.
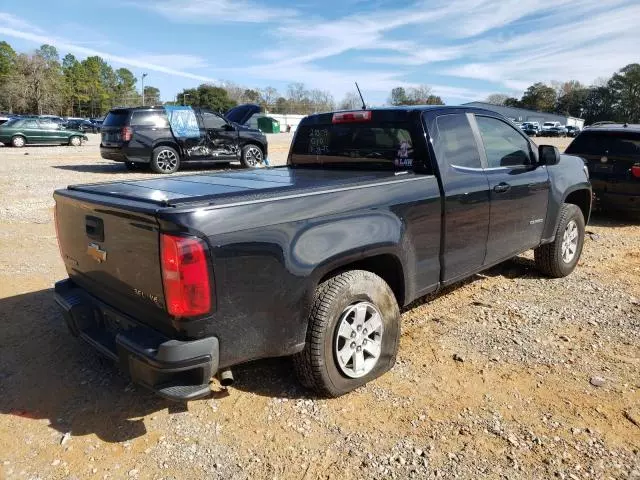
[0,135,638,480]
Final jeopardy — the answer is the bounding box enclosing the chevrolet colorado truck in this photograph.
[53,106,592,401]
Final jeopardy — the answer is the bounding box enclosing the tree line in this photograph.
[171,82,338,116]
[0,41,160,117]
[484,64,640,124]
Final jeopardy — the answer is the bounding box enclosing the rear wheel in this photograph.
[151,146,180,174]
[11,135,25,148]
[69,136,82,147]
[292,270,400,397]
[240,144,263,168]
[534,203,585,277]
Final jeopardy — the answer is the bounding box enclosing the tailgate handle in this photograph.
[85,216,104,242]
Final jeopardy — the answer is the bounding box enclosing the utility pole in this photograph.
[141,73,148,106]
[183,93,190,106]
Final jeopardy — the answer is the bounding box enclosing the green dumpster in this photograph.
[257,116,280,134]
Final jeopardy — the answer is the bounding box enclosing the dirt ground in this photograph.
[0,134,638,480]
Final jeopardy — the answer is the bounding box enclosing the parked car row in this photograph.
[0,117,88,147]
[517,121,582,138]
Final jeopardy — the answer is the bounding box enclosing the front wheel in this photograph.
[534,203,585,278]
[11,135,25,148]
[69,136,82,147]
[240,144,263,168]
[292,270,400,397]
[151,146,180,174]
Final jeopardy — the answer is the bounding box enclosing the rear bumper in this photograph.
[54,279,219,401]
[100,146,129,162]
[592,179,640,211]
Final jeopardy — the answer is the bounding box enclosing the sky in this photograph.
[1,0,639,105]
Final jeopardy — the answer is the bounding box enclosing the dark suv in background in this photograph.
[100,104,267,173]
[566,124,640,212]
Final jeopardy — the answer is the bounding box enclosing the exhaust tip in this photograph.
[218,369,234,387]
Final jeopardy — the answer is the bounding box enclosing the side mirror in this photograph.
[223,123,235,131]
[538,145,560,166]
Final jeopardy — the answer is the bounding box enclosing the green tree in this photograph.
[144,86,161,105]
[177,84,236,112]
[389,87,408,105]
[581,86,617,124]
[485,93,510,105]
[608,63,640,122]
[504,97,521,107]
[0,41,18,112]
[520,82,557,112]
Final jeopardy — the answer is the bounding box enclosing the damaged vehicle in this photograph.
[54,106,592,401]
[100,104,267,173]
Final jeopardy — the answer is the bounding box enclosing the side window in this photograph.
[201,112,226,129]
[23,120,38,128]
[38,120,57,129]
[435,114,482,168]
[476,116,531,168]
[130,111,169,128]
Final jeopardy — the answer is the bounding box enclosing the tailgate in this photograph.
[54,192,168,325]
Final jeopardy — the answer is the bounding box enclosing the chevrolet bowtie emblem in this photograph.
[87,243,107,263]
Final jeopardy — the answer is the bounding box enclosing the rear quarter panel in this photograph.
[158,175,441,368]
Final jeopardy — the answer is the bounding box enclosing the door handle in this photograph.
[493,182,511,193]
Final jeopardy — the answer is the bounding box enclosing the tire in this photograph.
[240,144,263,168]
[151,146,180,174]
[292,270,400,397]
[534,203,585,278]
[11,135,25,148]
[69,136,82,147]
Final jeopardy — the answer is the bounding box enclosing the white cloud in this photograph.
[141,0,297,24]
[0,25,218,84]
[0,12,44,34]
[133,54,208,70]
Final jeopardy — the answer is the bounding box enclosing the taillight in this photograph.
[632,165,640,178]
[332,110,372,124]
[160,234,211,318]
[121,126,133,142]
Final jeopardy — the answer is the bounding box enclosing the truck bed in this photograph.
[67,167,414,208]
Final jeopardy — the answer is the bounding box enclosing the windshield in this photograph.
[289,121,429,172]
[543,122,555,127]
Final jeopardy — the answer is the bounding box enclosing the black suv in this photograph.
[100,104,268,173]
[566,124,640,212]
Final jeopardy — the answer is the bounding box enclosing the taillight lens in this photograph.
[121,126,133,142]
[632,165,640,178]
[160,234,211,318]
[332,111,372,124]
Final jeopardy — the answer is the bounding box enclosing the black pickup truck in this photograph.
[54,106,592,401]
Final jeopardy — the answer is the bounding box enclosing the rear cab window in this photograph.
[290,113,430,173]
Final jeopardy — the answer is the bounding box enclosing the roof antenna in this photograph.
[355,82,367,110]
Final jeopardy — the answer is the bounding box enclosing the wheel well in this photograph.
[565,189,591,222]
[152,142,180,159]
[320,254,405,306]
[242,141,265,153]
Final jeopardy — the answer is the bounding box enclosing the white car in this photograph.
[542,121,562,131]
